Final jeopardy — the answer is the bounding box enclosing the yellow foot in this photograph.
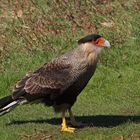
[60,126,75,133]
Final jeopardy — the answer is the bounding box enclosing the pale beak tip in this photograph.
[104,40,111,47]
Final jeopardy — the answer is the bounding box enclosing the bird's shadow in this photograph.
[8,115,140,128]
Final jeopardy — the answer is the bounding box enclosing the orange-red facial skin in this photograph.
[93,37,105,47]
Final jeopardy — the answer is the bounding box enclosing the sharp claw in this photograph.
[60,127,75,133]
[67,127,75,130]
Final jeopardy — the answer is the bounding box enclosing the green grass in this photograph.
[0,0,140,140]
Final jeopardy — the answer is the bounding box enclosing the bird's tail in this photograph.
[0,95,27,116]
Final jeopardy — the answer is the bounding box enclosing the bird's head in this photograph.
[78,34,110,54]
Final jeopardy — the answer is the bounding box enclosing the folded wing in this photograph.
[12,58,73,99]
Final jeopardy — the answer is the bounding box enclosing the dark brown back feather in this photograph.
[12,58,73,99]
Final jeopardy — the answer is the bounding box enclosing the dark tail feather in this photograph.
[0,95,13,108]
[0,95,27,116]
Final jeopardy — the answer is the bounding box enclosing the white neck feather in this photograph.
[79,43,103,55]
[93,46,102,54]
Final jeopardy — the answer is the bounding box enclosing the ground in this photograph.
[0,0,140,140]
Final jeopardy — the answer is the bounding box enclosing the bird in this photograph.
[0,34,110,133]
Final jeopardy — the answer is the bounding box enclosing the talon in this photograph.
[60,111,76,133]
[61,126,75,133]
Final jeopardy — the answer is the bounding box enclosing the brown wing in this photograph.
[12,58,73,98]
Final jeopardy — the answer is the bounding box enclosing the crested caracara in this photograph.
[0,34,110,133]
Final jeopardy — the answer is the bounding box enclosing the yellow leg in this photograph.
[69,109,85,127]
[60,111,75,133]
[69,109,76,125]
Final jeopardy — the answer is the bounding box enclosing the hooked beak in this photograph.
[104,40,111,47]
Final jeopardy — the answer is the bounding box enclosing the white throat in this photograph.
[93,46,102,54]
[80,43,103,55]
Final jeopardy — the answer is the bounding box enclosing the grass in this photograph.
[0,0,140,139]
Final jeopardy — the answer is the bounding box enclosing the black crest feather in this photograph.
[78,34,102,44]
